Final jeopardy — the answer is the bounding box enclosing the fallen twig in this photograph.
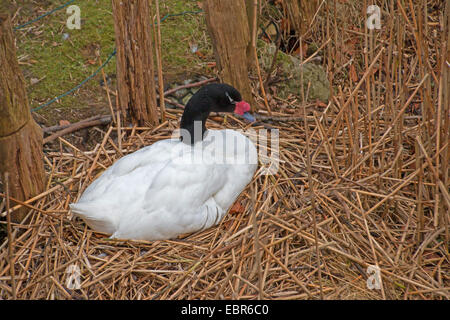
[43,115,112,144]
[162,77,217,97]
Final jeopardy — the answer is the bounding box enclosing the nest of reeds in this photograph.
[0,97,448,299]
[1,0,449,301]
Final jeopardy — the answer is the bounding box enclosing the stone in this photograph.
[258,41,330,102]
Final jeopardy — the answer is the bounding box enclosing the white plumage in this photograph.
[70,83,258,241]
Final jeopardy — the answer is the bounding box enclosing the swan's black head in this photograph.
[180,83,254,145]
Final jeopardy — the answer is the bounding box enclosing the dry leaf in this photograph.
[315,100,328,108]
[280,18,290,32]
[30,78,40,85]
[229,202,244,215]
[293,42,308,58]
[195,51,206,59]
[349,64,358,82]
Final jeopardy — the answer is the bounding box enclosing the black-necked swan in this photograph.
[69,83,258,241]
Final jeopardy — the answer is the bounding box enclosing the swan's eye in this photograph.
[225,92,236,105]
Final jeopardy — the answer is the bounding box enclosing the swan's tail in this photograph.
[69,202,115,235]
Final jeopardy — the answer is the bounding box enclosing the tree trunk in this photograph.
[0,14,45,223]
[112,0,158,126]
[285,0,320,36]
[204,0,255,106]
[245,0,259,69]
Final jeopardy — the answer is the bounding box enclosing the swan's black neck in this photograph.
[179,108,210,145]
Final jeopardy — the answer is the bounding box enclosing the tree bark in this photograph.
[112,0,158,126]
[284,0,320,36]
[0,14,45,223]
[204,0,255,106]
[245,0,259,69]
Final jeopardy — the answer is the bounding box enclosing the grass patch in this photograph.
[12,0,212,124]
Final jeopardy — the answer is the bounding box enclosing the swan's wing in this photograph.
[76,139,178,203]
[120,130,257,239]
[143,161,228,212]
[110,139,179,177]
[110,159,230,240]
[70,139,179,232]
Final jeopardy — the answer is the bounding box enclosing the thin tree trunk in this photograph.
[285,0,320,36]
[0,14,45,223]
[204,0,255,106]
[112,0,158,126]
[245,0,259,69]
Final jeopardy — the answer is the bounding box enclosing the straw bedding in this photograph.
[0,103,448,300]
